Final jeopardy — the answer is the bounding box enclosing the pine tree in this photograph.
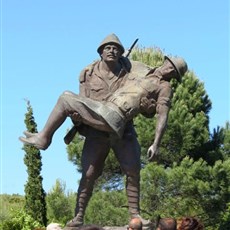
[22,100,47,226]
[46,179,75,225]
[140,157,230,228]
[85,190,128,226]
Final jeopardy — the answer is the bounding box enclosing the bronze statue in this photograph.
[19,34,187,229]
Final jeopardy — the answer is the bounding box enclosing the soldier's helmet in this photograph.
[165,56,188,82]
[97,33,125,55]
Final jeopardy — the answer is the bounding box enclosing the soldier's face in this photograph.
[101,44,121,62]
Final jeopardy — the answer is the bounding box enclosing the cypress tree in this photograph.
[22,100,47,226]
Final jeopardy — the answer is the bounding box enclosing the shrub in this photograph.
[0,208,43,230]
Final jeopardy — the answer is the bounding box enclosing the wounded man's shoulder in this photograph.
[130,60,152,76]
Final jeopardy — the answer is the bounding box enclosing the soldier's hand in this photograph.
[147,144,159,162]
[140,97,156,114]
[70,112,82,125]
[140,97,149,109]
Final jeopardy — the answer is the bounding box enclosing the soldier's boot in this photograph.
[19,97,67,150]
[126,176,153,230]
[63,213,84,230]
[64,179,93,229]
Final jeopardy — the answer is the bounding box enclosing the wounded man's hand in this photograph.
[147,144,160,162]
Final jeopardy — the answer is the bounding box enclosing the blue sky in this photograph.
[1,0,229,195]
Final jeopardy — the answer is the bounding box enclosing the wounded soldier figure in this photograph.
[19,55,187,157]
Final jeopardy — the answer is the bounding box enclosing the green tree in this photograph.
[140,157,230,229]
[22,100,47,226]
[222,122,230,159]
[184,122,229,167]
[0,209,43,230]
[195,126,225,165]
[84,190,128,226]
[46,179,75,225]
[0,194,24,223]
[219,202,230,230]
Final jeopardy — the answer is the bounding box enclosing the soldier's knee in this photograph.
[126,170,140,184]
[83,167,102,182]
[124,164,140,177]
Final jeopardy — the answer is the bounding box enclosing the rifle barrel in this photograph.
[126,38,139,57]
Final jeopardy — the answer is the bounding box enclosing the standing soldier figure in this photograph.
[19,34,187,229]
